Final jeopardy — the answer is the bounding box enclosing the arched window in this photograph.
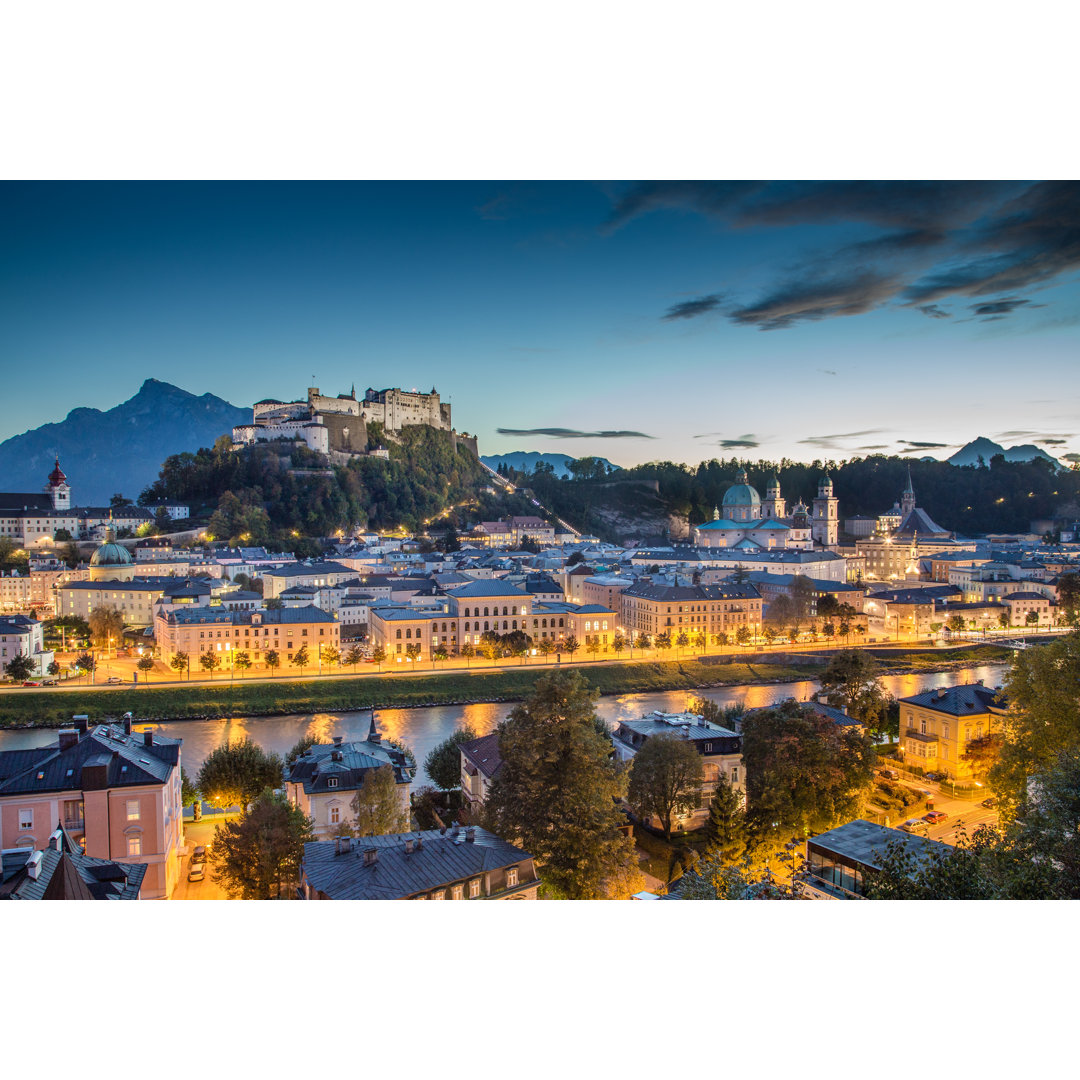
[512,619,517,630]
[484,607,490,617]
[503,621,508,631]
[484,621,489,631]
[542,618,547,628]
[502,606,508,616]
[559,618,564,628]
[464,621,470,631]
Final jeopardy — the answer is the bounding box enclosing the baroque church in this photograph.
[692,470,840,551]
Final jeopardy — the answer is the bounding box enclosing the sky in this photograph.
[2,180,1078,469]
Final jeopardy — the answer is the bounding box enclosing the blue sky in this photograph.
[2,181,1078,468]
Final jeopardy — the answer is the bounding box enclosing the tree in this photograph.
[210,791,314,899]
[946,614,967,634]
[285,734,328,769]
[585,637,601,659]
[819,649,888,734]
[789,575,815,621]
[443,525,461,553]
[321,645,340,670]
[692,631,707,652]
[702,774,747,864]
[992,631,1080,814]
[405,642,422,664]
[199,650,221,679]
[136,654,154,678]
[1057,572,1080,628]
[75,651,95,677]
[53,527,73,542]
[169,651,189,678]
[291,644,310,676]
[180,767,201,809]
[424,724,479,792]
[766,594,793,628]
[998,609,1011,630]
[88,605,125,649]
[371,645,386,671]
[264,597,284,610]
[742,699,876,845]
[655,631,671,653]
[233,650,252,676]
[538,638,555,659]
[196,738,284,810]
[351,765,409,836]
[484,670,644,899]
[713,631,729,650]
[1025,610,1040,629]
[763,626,778,645]
[612,633,626,658]
[46,660,61,677]
[635,632,650,651]
[432,643,448,663]
[4,654,35,681]
[627,733,704,841]
[735,625,752,646]
[265,649,280,675]
[961,732,1004,783]
[343,644,364,669]
[822,621,836,641]
[563,634,580,661]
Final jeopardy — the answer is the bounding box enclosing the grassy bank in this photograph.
[0,660,817,728]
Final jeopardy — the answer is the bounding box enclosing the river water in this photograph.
[0,664,1010,785]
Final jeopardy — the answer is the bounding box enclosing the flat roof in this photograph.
[807,818,945,870]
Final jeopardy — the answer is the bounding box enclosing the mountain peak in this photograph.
[948,436,1060,469]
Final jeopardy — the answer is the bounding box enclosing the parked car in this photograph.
[191,845,207,864]
[981,796,998,809]
[923,810,948,825]
[900,818,929,834]
[187,863,205,883]
[22,681,41,687]
[879,768,901,780]
[924,772,943,781]
[104,676,124,685]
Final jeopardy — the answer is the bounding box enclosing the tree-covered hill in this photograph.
[140,426,495,545]
[516,453,1080,540]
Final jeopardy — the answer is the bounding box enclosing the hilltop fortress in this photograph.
[233,384,473,458]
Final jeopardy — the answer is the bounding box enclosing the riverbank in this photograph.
[0,643,1018,728]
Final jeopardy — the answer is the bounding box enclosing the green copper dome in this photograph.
[722,469,761,509]
[90,529,133,567]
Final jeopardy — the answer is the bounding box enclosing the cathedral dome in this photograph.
[90,529,133,570]
[722,469,761,510]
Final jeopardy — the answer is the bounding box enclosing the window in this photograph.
[452,884,463,900]
[330,805,340,824]
[704,743,713,753]
[126,799,140,822]
[127,835,142,856]
[730,767,739,783]
[432,890,445,900]
[327,777,338,788]
[506,867,518,887]
[18,808,33,830]
[469,878,481,898]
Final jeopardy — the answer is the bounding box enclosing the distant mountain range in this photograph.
[0,379,250,505]
[947,437,1061,469]
[480,451,619,478]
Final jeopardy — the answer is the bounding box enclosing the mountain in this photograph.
[0,380,250,505]
[948,437,1060,469]
[480,451,619,478]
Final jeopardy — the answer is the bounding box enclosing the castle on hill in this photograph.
[692,470,839,551]
[232,384,463,457]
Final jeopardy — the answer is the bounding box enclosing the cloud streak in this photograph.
[496,427,654,440]
[662,294,725,320]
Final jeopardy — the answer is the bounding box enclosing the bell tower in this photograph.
[46,457,71,511]
[761,474,785,519]
[811,473,838,546]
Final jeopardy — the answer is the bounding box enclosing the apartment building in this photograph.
[619,581,762,641]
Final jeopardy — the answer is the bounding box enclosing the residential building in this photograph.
[0,717,183,899]
[619,580,762,641]
[459,733,504,815]
[611,711,744,829]
[155,604,339,671]
[803,818,946,899]
[0,614,53,677]
[0,824,146,900]
[284,726,414,837]
[261,560,361,599]
[897,683,1008,781]
[299,826,540,900]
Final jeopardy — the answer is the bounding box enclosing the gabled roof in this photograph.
[459,733,504,780]
[0,841,146,900]
[894,507,950,538]
[301,827,534,900]
[899,684,1007,715]
[285,737,413,793]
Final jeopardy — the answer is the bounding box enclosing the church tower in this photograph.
[760,474,786,519]
[45,458,71,511]
[811,473,839,546]
[901,468,916,516]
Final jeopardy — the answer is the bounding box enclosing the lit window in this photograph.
[18,809,33,830]
[432,890,445,900]
[127,835,142,856]
[126,799,140,822]
[452,884,463,900]
[330,806,340,824]
[506,867,518,887]
[469,878,481,898]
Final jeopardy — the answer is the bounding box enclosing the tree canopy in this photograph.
[210,791,314,899]
[351,765,409,836]
[196,738,284,809]
[423,724,479,791]
[484,670,643,899]
[627,733,704,841]
[819,649,890,735]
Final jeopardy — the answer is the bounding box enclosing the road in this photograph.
[171,818,232,900]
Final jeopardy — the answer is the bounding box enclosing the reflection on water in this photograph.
[0,664,1010,786]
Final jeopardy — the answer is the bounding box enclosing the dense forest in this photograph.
[139,426,497,546]
[516,453,1080,540]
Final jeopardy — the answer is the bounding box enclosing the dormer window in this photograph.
[506,867,518,888]
[327,777,338,788]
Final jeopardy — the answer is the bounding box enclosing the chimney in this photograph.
[450,823,460,837]
[26,851,43,881]
[333,735,343,746]
[73,715,88,735]
[415,834,423,851]
[363,847,378,866]
[123,716,133,736]
[141,729,153,748]
[331,750,342,762]
[405,837,415,854]
[465,827,476,843]
[58,729,79,751]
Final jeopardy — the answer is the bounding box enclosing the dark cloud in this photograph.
[715,436,760,449]
[496,427,654,440]
[1040,438,1068,445]
[903,181,1080,304]
[730,273,902,329]
[997,429,1075,442]
[919,304,951,319]
[605,181,764,232]
[899,441,950,452]
[662,294,725,321]
[799,428,890,451]
[1062,453,1080,464]
[818,368,837,376]
[970,296,1031,317]
[857,445,890,450]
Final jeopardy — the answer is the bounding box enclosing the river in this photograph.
[0,664,1010,785]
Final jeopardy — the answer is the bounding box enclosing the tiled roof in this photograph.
[446,579,529,598]
[301,827,535,900]
[459,733,504,780]
[899,684,1007,715]
[0,724,180,796]
[263,561,355,577]
[0,844,146,900]
[285,737,413,794]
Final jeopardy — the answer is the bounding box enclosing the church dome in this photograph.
[48,457,68,487]
[90,529,133,568]
[722,469,761,509]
